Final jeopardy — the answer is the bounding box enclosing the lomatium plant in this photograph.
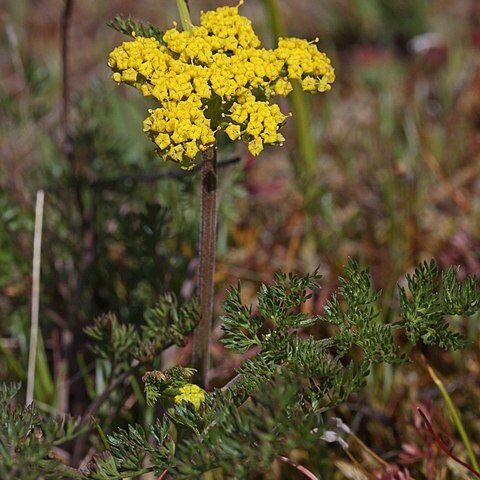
[1,2,479,480]
[107,0,335,389]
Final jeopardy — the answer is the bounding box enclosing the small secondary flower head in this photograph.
[174,383,206,411]
[108,3,335,169]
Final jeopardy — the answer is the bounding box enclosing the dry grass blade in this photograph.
[26,190,45,406]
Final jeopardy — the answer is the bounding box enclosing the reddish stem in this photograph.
[417,408,480,478]
[192,144,217,388]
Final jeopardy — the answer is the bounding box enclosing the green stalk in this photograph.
[175,0,192,34]
[192,144,218,388]
[90,415,111,451]
[425,361,480,472]
[35,332,55,403]
[290,83,317,180]
[263,0,317,198]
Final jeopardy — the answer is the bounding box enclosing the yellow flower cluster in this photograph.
[108,3,335,169]
[174,383,206,411]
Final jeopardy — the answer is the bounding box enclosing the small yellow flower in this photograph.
[154,133,171,150]
[271,78,293,96]
[248,138,264,156]
[122,67,138,83]
[184,140,200,159]
[174,384,206,411]
[225,124,242,141]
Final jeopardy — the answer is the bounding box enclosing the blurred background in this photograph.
[1,0,480,477]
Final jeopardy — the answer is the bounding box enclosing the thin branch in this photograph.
[42,156,241,193]
[81,361,140,427]
[417,408,480,479]
[72,360,141,466]
[73,337,177,464]
[61,0,75,155]
[60,0,86,225]
[222,372,244,391]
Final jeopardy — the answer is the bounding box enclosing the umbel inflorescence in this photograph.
[108,2,335,169]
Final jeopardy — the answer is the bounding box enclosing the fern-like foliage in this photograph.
[399,260,477,350]
[323,259,404,363]
[0,383,84,480]
[136,293,199,362]
[84,293,199,367]
[84,312,139,373]
[221,269,321,353]
[220,261,400,407]
[107,15,165,43]
[84,259,479,479]
[86,373,330,479]
[17,260,479,479]
[171,374,329,478]
[85,420,174,479]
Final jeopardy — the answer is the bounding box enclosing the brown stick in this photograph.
[192,144,217,388]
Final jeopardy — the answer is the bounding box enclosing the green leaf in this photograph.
[107,15,166,43]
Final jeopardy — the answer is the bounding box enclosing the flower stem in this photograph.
[263,0,317,192]
[192,144,217,388]
[175,0,192,34]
